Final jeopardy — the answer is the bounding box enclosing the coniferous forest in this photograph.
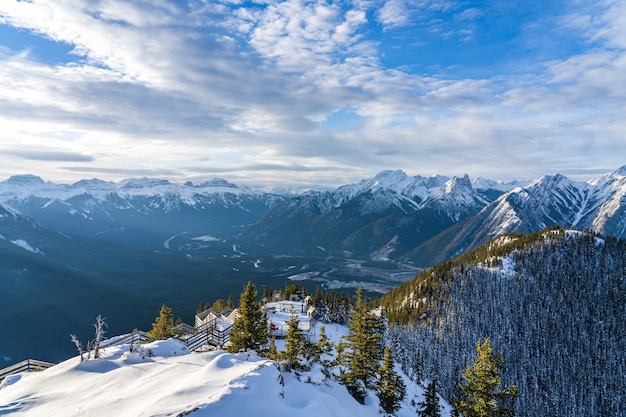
[381,228,626,417]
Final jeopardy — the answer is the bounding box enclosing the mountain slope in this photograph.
[408,166,626,265]
[382,228,626,417]
[239,170,492,259]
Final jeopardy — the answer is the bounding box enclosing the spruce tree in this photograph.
[340,286,384,403]
[146,305,177,340]
[283,311,304,369]
[377,344,406,415]
[227,281,268,353]
[417,379,441,417]
[267,336,278,360]
[457,338,518,417]
[314,325,333,361]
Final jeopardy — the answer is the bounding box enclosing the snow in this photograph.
[192,235,221,242]
[10,239,44,255]
[0,175,254,209]
[0,323,452,417]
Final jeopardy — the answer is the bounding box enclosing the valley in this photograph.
[1,166,625,376]
[0,239,419,366]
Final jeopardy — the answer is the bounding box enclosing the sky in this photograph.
[0,0,625,188]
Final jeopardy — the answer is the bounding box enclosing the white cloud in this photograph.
[0,0,625,186]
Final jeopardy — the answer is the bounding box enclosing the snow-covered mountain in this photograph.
[239,170,498,259]
[0,175,286,250]
[409,166,626,265]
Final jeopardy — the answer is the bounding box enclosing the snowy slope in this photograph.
[410,166,626,265]
[0,335,451,417]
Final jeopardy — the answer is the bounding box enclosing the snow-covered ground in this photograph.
[0,320,452,417]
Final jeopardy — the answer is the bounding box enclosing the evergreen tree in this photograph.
[377,344,406,416]
[457,338,518,417]
[227,281,268,353]
[314,325,334,361]
[283,311,304,369]
[417,379,441,417]
[212,298,226,312]
[340,286,384,403]
[267,335,278,360]
[146,305,177,340]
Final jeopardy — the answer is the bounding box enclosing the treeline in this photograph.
[226,282,407,415]
[381,228,626,416]
[196,282,353,324]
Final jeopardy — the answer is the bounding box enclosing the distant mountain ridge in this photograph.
[238,170,511,259]
[2,167,625,263]
[409,166,626,265]
[0,174,286,250]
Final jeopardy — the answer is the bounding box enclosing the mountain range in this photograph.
[239,166,626,264]
[2,167,626,264]
[0,174,285,251]
[408,166,626,265]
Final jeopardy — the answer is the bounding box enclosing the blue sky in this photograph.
[0,0,624,187]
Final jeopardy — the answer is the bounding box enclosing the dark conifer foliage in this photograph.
[340,286,385,403]
[283,311,304,369]
[457,338,517,417]
[417,378,441,417]
[146,305,177,340]
[227,281,268,353]
[382,228,626,416]
[377,344,406,416]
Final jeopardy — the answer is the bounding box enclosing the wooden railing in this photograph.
[0,359,56,382]
[0,325,238,383]
[100,330,154,349]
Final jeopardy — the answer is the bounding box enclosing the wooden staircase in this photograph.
[184,317,232,351]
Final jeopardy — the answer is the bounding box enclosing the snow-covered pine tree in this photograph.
[314,325,333,361]
[92,314,107,359]
[267,336,278,360]
[283,310,304,370]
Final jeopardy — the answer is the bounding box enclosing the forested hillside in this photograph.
[381,227,626,416]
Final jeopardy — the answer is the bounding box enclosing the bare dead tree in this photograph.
[93,315,107,359]
[70,334,85,362]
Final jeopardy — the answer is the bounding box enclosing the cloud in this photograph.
[62,166,181,178]
[0,0,624,186]
[3,149,94,162]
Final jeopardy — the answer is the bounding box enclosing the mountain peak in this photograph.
[185,178,238,189]
[369,170,409,187]
[3,174,45,185]
[614,165,626,177]
[529,173,573,190]
[71,178,114,188]
[118,178,173,189]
